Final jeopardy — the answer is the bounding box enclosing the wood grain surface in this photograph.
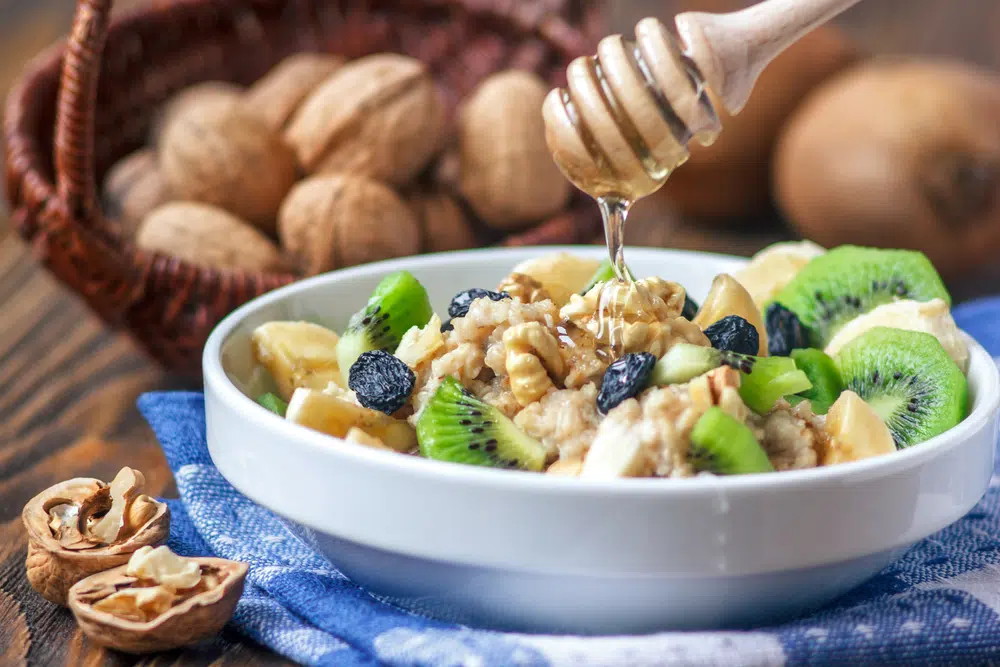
[2,1,1000,665]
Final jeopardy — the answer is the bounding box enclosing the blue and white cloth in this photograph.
[144,297,1000,666]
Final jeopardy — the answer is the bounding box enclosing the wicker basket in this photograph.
[3,0,604,378]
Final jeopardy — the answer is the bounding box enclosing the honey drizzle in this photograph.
[546,18,724,358]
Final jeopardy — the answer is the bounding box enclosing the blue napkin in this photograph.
[144,297,1000,666]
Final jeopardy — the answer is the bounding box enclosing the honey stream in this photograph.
[544,21,723,356]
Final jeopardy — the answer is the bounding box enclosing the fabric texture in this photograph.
[144,299,1000,666]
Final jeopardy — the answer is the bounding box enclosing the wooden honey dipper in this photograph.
[543,0,865,203]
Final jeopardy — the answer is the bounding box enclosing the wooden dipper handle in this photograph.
[675,0,863,114]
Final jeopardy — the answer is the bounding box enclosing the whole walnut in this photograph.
[159,106,297,233]
[285,53,445,185]
[137,202,288,272]
[407,189,478,252]
[278,173,420,275]
[457,70,571,230]
[102,149,172,238]
[150,81,243,144]
[244,53,344,132]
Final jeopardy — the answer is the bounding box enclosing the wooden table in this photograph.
[2,1,1000,665]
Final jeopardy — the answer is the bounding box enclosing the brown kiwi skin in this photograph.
[651,25,860,221]
[774,58,1000,281]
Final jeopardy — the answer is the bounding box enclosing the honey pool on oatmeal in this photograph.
[248,241,970,480]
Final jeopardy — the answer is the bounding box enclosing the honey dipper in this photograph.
[543,0,865,202]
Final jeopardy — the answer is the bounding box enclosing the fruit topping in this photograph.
[822,390,896,465]
[689,407,775,474]
[448,289,511,320]
[693,274,769,356]
[772,245,950,348]
[765,302,810,356]
[256,393,288,417]
[417,377,547,471]
[835,327,967,448]
[286,388,417,451]
[348,350,417,414]
[703,315,760,355]
[596,352,657,414]
[789,348,843,414]
[336,270,433,383]
[651,344,812,415]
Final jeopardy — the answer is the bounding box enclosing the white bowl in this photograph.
[204,246,1000,635]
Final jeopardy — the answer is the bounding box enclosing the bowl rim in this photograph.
[203,245,1000,498]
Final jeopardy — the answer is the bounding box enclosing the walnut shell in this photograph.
[151,81,243,145]
[23,477,169,606]
[244,53,345,132]
[407,189,478,252]
[457,70,571,230]
[278,173,420,275]
[137,202,289,272]
[68,557,247,654]
[102,149,173,238]
[285,53,445,185]
[160,106,297,232]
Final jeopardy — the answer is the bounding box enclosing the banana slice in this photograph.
[580,402,651,479]
[734,240,826,309]
[824,299,968,372]
[693,274,769,356]
[252,321,343,400]
[822,390,896,466]
[511,252,601,306]
[286,388,417,452]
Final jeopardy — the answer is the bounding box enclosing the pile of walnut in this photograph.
[22,467,247,654]
[105,52,571,274]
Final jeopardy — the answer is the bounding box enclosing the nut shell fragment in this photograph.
[23,477,169,606]
[68,557,247,654]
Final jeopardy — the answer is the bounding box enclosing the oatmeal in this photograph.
[252,245,970,478]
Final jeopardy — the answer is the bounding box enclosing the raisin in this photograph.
[703,315,759,355]
[448,289,511,319]
[440,319,454,333]
[348,350,416,415]
[766,303,810,356]
[597,352,657,414]
[681,294,699,321]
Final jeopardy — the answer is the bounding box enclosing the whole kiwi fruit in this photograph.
[774,58,1000,280]
[651,25,859,221]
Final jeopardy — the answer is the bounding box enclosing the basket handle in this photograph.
[44,0,145,322]
[54,0,112,220]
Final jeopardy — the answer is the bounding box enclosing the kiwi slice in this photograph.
[772,246,950,347]
[336,271,433,384]
[580,258,635,294]
[789,348,844,414]
[256,392,288,417]
[689,407,775,475]
[417,377,547,471]
[650,344,812,415]
[835,327,968,448]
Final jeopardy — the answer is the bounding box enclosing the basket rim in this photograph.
[3,0,599,290]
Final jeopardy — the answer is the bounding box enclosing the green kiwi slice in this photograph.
[789,348,844,414]
[689,407,775,475]
[772,246,950,347]
[580,258,635,294]
[835,327,968,448]
[417,377,547,471]
[336,271,433,384]
[650,344,812,415]
[256,392,288,417]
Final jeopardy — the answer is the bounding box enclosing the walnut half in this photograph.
[23,468,169,606]
[68,547,247,654]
